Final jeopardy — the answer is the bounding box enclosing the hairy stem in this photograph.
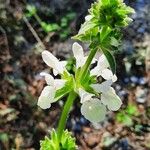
[57,91,77,142]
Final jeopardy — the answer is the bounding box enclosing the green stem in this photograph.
[57,91,77,142]
[79,47,97,80]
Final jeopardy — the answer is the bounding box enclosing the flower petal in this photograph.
[40,72,54,85]
[72,42,85,68]
[90,54,109,76]
[81,98,106,123]
[91,80,112,93]
[101,88,122,111]
[42,50,59,69]
[72,42,84,59]
[78,88,94,103]
[37,86,55,109]
[101,69,117,82]
[90,66,99,76]
[54,79,66,90]
[55,62,66,74]
[97,54,109,69]
[53,69,59,76]
[42,51,66,75]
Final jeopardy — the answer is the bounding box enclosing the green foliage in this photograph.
[116,103,139,126]
[40,129,77,150]
[41,22,60,33]
[73,0,134,42]
[25,4,76,39]
[116,111,133,126]
[126,104,139,116]
[73,0,134,73]
[26,5,37,17]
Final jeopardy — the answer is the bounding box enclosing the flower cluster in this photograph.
[38,42,122,123]
[73,0,135,53]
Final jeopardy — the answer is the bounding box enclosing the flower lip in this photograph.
[37,86,55,109]
[72,42,86,69]
[42,50,66,75]
[81,98,106,123]
[90,54,109,76]
[78,88,94,103]
[101,87,122,111]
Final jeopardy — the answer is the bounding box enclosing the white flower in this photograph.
[72,42,96,69]
[78,88,94,103]
[90,54,109,76]
[81,98,106,123]
[92,82,122,111]
[101,87,122,111]
[42,50,66,75]
[40,72,66,90]
[72,42,87,69]
[90,55,117,82]
[38,72,66,109]
[37,86,55,109]
[101,69,117,82]
[91,80,113,93]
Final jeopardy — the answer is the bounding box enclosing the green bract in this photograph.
[73,0,134,42]
[40,129,77,150]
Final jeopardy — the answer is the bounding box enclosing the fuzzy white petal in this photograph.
[37,86,55,109]
[101,88,122,111]
[40,72,54,85]
[76,57,87,68]
[72,42,84,58]
[54,79,66,90]
[91,80,112,93]
[90,66,99,76]
[53,69,59,76]
[42,51,59,69]
[78,88,94,103]
[101,69,117,82]
[112,74,117,82]
[55,62,66,74]
[42,51,65,75]
[97,54,109,69]
[90,55,109,76]
[81,98,106,123]
[61,61,67,67]
[72,42,85,68]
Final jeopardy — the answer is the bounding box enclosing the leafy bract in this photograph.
[40,129,77,150]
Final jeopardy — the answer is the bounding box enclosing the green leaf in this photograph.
[26,5,37,17]
[101,0,110,5]
[40,129,77,150]
[100,26,112,42]
[116,112,133,126]
[110,37,120,47]
[101,47,116,74]
[126,104,139,116]
[72,21,97,41]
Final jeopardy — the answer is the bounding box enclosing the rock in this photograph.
[101,132,117,147]
[135,86,148,103]
[84,133,100,147]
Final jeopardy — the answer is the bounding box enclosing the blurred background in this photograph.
[0,0,150,149]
